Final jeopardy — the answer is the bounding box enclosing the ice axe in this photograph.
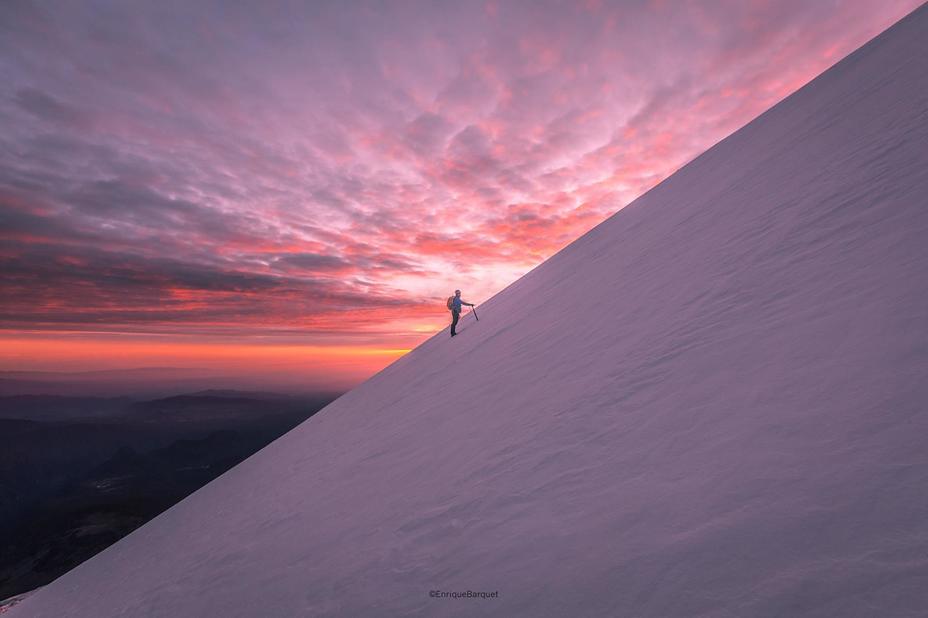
[472,306,479,321]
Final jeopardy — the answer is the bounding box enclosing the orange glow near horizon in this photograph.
[1,335,411,390]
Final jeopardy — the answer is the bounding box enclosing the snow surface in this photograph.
[13,5,928,617]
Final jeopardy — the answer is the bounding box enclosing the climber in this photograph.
[447,289,475,337]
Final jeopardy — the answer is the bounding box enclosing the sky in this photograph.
[0,0,921,391]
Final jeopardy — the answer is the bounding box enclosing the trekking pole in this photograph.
[472,306,479,321]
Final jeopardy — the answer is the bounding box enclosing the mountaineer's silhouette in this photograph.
[446,289,475,337]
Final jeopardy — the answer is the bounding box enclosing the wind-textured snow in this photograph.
[13,5,928,618]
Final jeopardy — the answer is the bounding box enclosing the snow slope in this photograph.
[13,5,928,618]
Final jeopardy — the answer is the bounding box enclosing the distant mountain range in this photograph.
[0,388,339,602]
[0,368,343,399]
